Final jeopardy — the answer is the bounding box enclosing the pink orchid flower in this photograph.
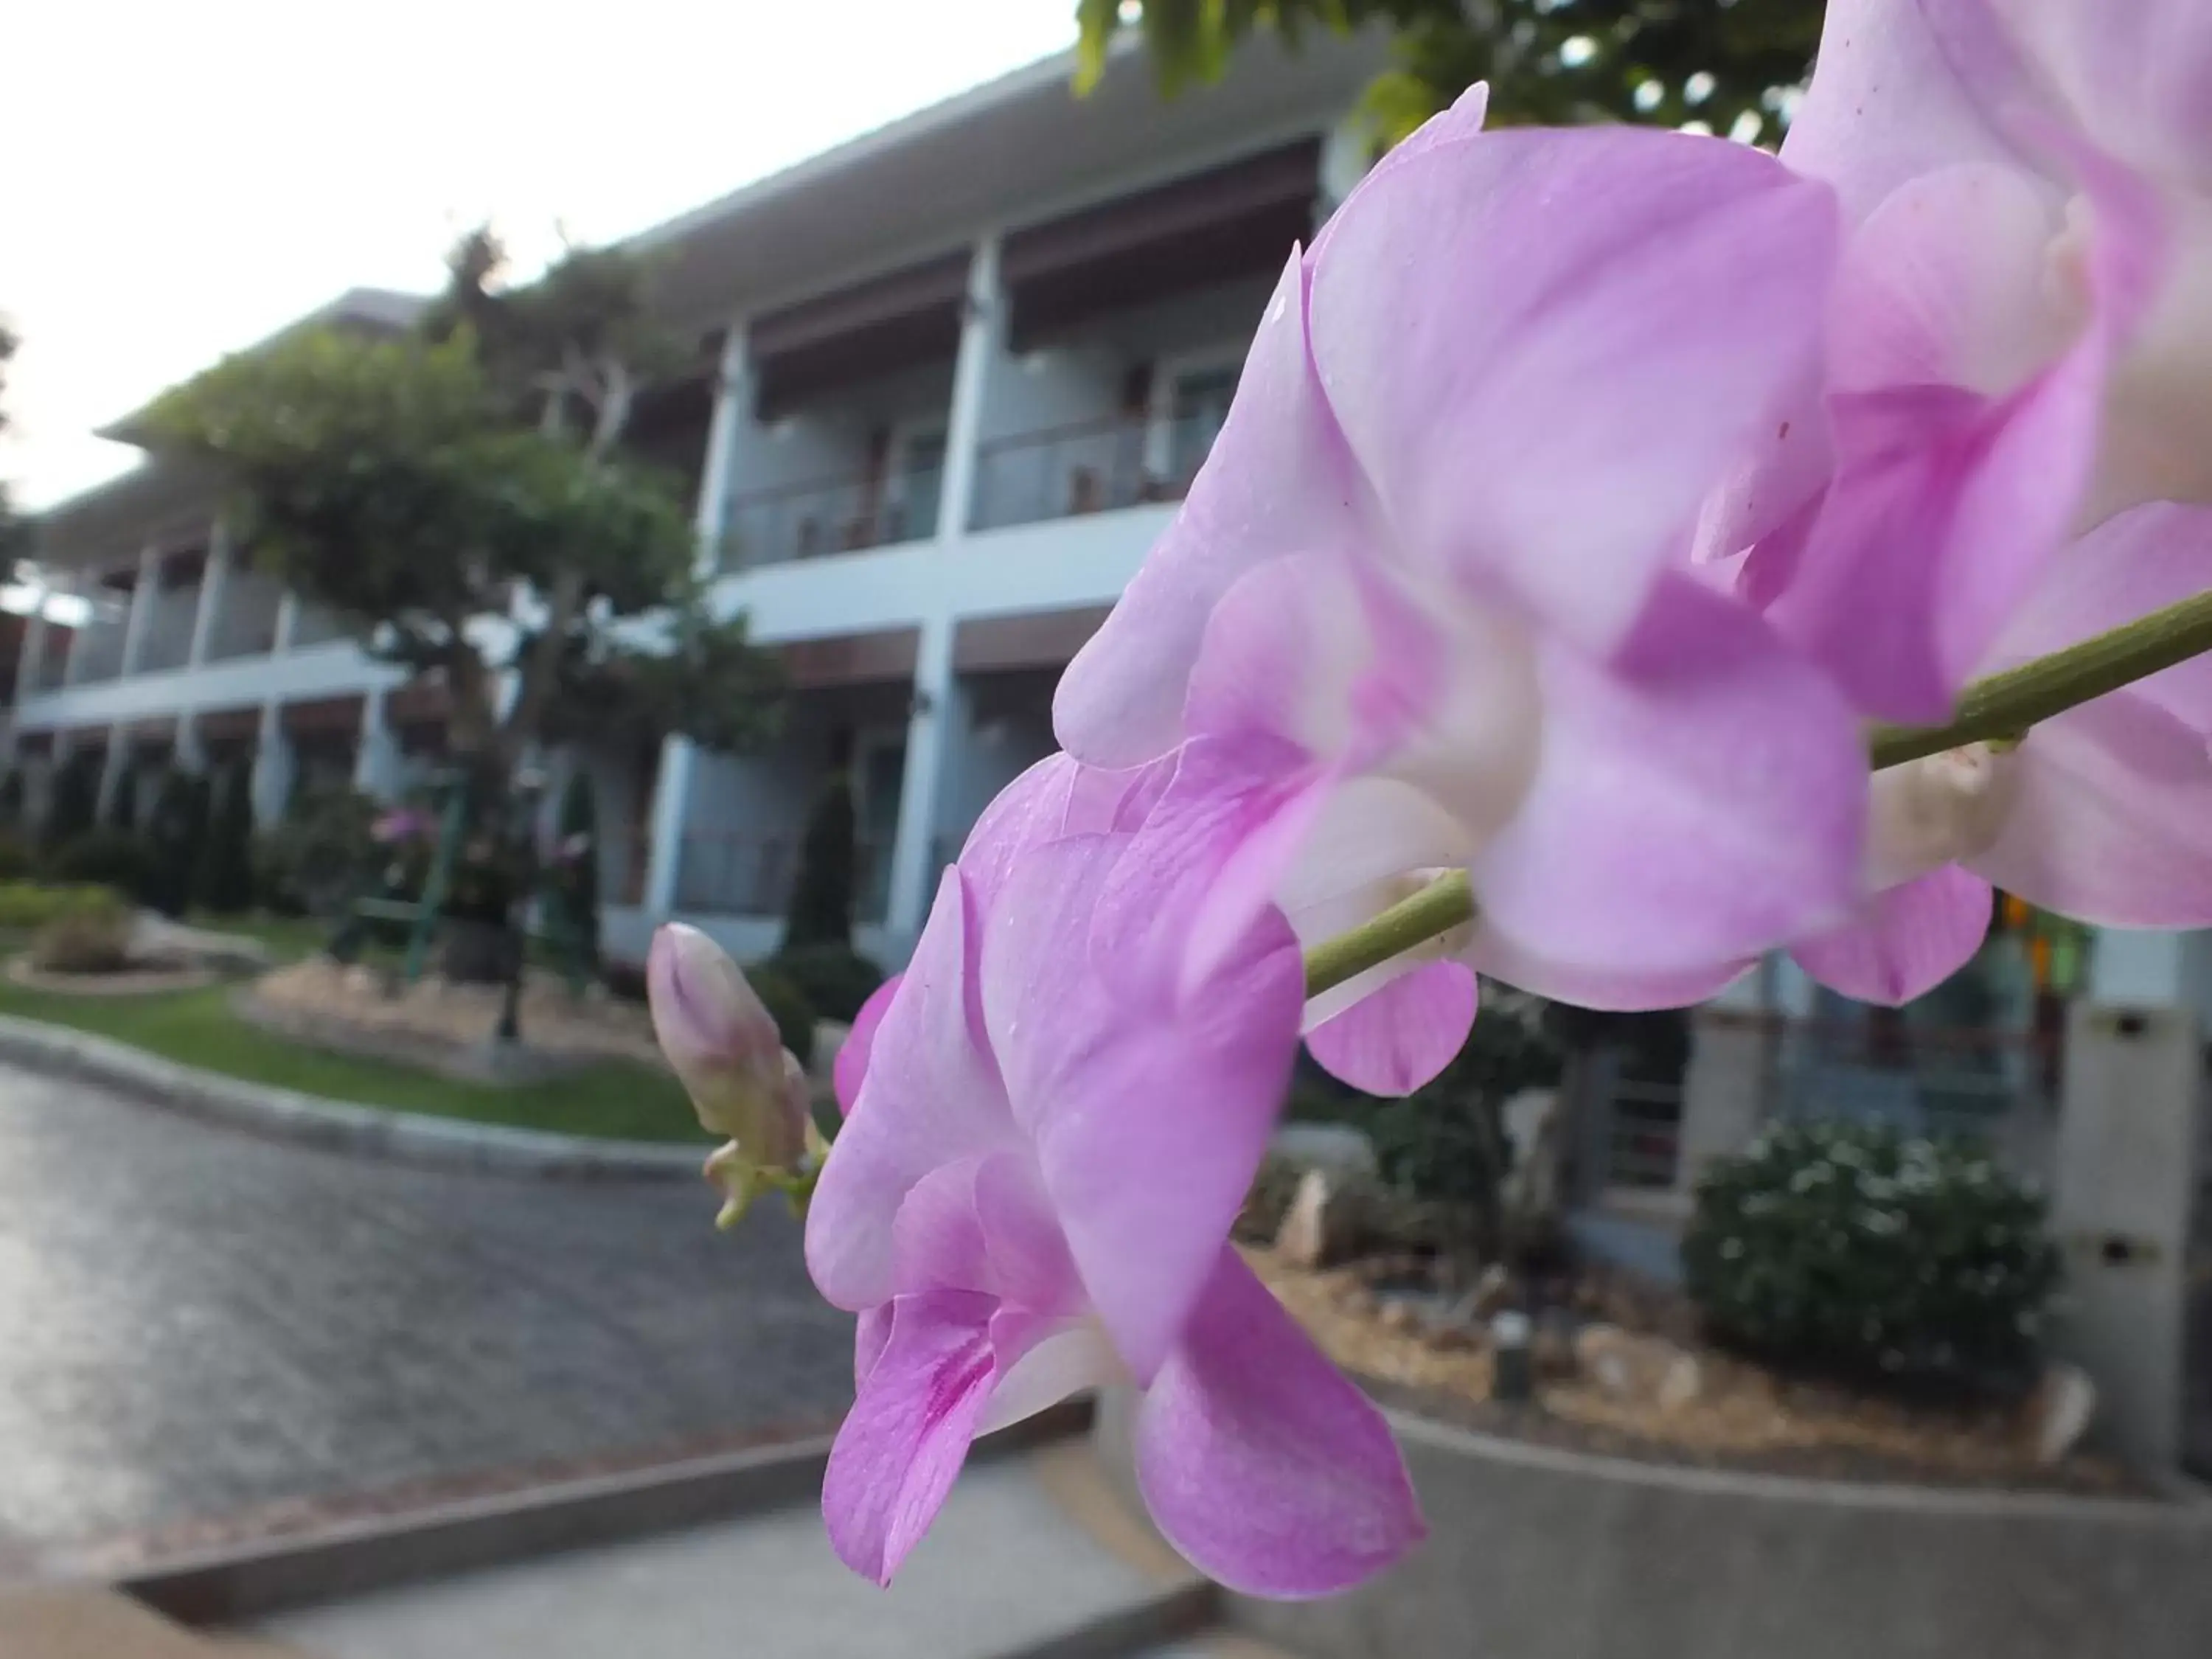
[1788,504,2212,1004]
[804,754,1423,1596]
[1708,0,2212,723]
[1056,90,1868,1077]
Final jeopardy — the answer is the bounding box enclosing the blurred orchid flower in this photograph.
[1790,504,2212,1002]
[1057,91,1867,1068]
[804,755,1422,1596]
[647,923,818,1225]
[1708,0,2212,722]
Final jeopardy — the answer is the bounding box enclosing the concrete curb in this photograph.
[0,1013,706,1181]
[116,1401,1093,1627]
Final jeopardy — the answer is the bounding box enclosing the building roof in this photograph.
[630,30,1384,329]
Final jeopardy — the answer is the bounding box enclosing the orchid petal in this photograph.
[982,835,1304,1385]
[1971,692,2212,927]
[978,1319,1121,1436]
[1470,573,1864,978]
[1466,928,1751,1013]
[821,1289,998,1586]
[1989,502,2212,728]
[1054,254,1373,768]
[807,872,1013,1312]
[1135,1248,1423,1599]
[1781,0,2023,222]
[1790,865,1995,1006]
[1308,125,1838,651]
[834,974,902,1119]
[1305,960,1478,1098]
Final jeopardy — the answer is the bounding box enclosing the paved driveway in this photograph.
[0,1062,853,1563]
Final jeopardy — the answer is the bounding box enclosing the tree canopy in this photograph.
[145,234,783,778]
[1080,0,1823,146]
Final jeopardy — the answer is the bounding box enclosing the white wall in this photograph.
[942,669,1058,848]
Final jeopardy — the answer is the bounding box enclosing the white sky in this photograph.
[1,0,1079,510]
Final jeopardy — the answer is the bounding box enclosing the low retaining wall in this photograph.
[1093,1392,2212,1659]
[0,1014,704,1180]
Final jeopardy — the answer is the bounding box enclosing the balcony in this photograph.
[206,569,285,661]
[970,408,1226,532]
[720,466,945,571]
[672,832,893,922]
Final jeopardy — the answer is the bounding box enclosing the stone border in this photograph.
[1090,1392,2212,1659]
[111,1402,1093,1630]
[0,1012,706,1180]
[4,956,218,997]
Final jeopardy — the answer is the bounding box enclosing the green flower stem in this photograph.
[1865,586,2212,768]
[1303,586,2212,1001]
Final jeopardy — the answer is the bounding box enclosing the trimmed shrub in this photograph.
[1683,1120,2062,1393]
[782,773,856,950]
[195,759,257,914]
[0,833,34,882]
[28,908,133,973]
[143,770,210,919]
[769,940,885,1024]
[0,768,23,830]
[1367,1002,1565,1265]
[0,883,125,929]
[256,781,378,916]
[744,961,818,1071]
[46,829,156,903]
[42,749,99,853]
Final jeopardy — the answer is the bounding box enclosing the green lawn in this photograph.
[0,978,708,1145]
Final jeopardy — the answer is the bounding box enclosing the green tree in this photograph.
[784,772,858,950]
[145,233,784,798]
[1083,0,1823,146]
[195,758,257,914]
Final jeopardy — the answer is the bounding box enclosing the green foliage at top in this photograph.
[771,939,887,1025]
[195,759,258,915]
[1084,0,1821,146]
[1366,999,1563,1259]
[142,232,784,782]
[1683,1120,2062,1393]
[784,774,858,950]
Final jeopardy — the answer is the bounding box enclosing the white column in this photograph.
[175,714,206,775]
[13,613,46,707]
[118,547,159,677]
[936,235,1002,543]
[187,526,230,667]
[60,577,88,686]
[251,703,295,826]
[695,322,751,578]
[640,321,751,916]
[271,590,299,655]
[2053,1000,2202,1470]
[884,613,959,946]
[352,688,401,799]
[644,740,695,916]
[94,723,128,823]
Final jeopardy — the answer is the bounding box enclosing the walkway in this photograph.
[0,1062,853,1565]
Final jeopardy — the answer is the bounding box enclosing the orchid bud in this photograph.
[647,924,810,1219]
